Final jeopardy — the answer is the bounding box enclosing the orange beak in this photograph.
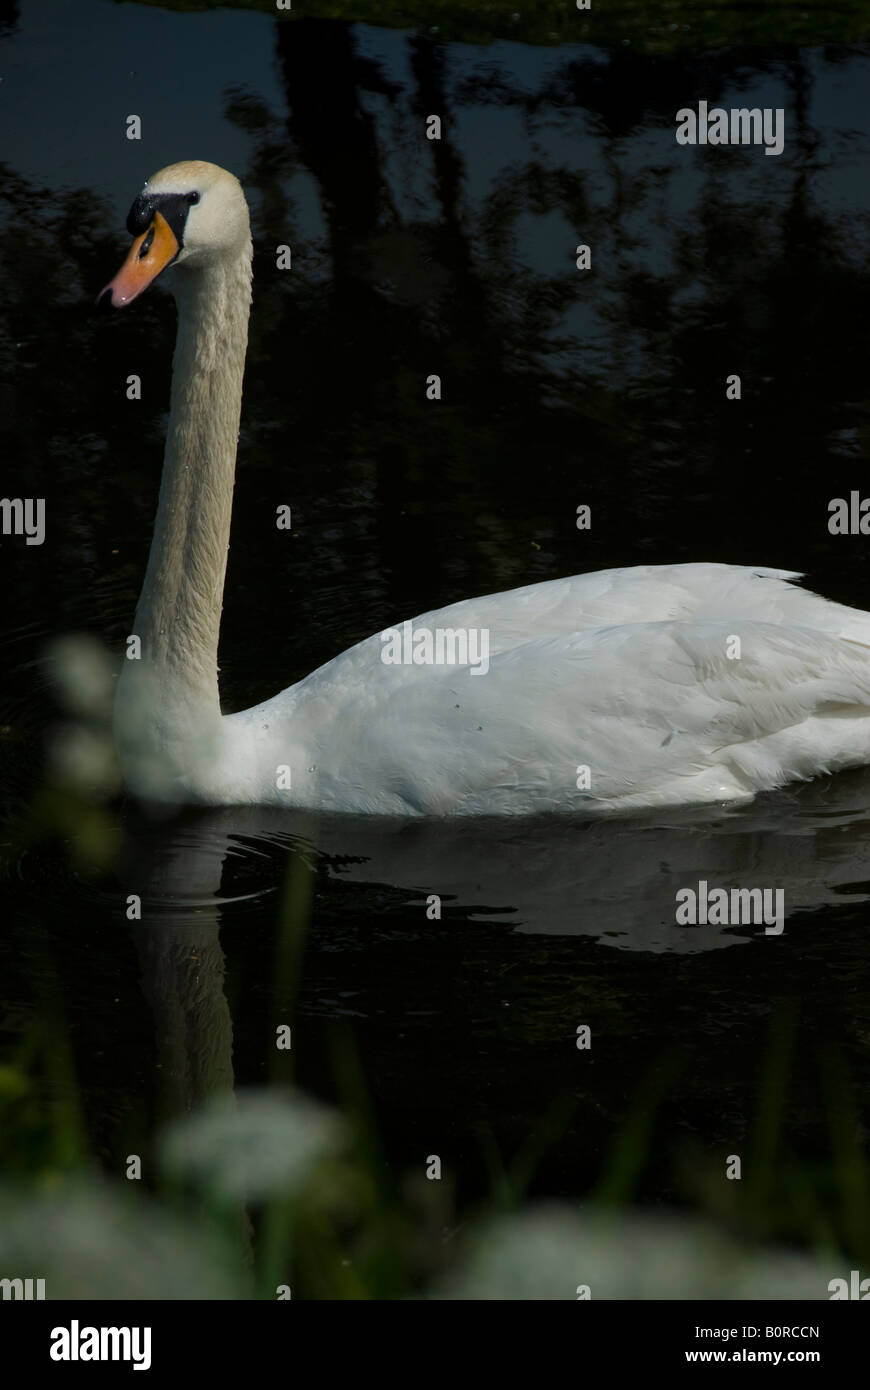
[98,210,179,308]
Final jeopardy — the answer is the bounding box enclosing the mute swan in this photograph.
[100,161,870,815]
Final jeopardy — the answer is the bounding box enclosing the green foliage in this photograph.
[0,1071,852,1298]
[0,971,866,1296]
[114,0,870,49]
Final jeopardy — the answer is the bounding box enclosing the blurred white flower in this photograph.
[160,1088,343,1203]
[435,1206,840,1300]
[0,1183,248,1299]
[46,633,115,720]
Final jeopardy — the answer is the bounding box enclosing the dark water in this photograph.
[2,0,870,1267]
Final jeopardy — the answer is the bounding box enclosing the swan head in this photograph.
[98,160,250,308]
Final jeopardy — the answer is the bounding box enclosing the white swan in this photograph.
[101,160,870,815]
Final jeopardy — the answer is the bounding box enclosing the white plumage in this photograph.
[224,563,870,813]
[103,164,870,815]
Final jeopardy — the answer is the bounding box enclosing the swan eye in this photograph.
[187,191,200,204]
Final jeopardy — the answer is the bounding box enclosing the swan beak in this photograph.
[97,211,180,309]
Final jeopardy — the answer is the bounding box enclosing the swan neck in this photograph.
[132,248,252,716]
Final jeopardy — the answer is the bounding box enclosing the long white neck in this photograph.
[115,244,253,795]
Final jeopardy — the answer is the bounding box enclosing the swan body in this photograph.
[103,162,870,815]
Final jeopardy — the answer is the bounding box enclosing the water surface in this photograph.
[2,0,869,1269]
